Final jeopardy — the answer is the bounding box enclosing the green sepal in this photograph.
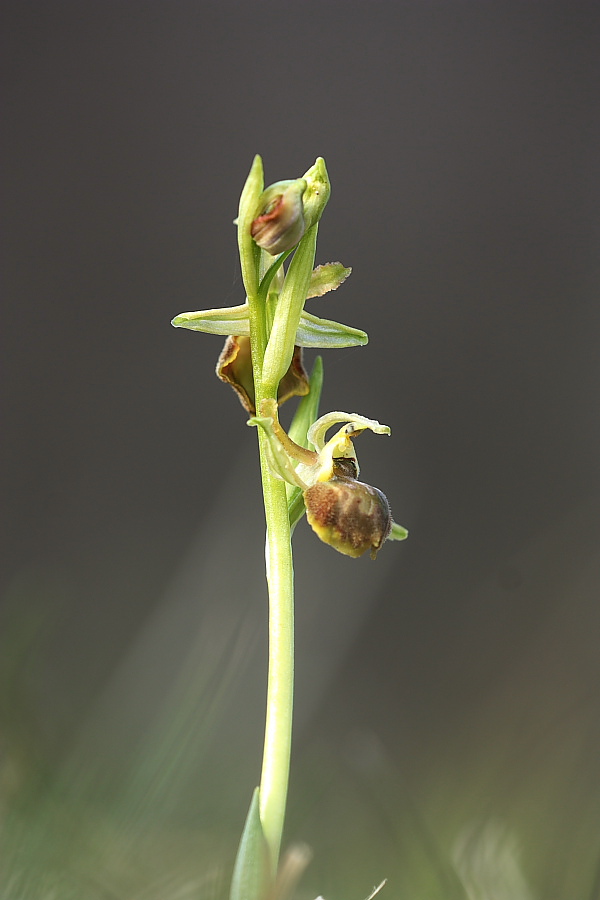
[307,262,352,299]
[388,522,409,541]
[296,311,368,348]
[229,787,272,900]
[171,304,250,335]
[172,305,367,350]
[237,156,264,299]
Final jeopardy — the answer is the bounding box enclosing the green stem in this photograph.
[247,277,294,874]
[256,435,294,871]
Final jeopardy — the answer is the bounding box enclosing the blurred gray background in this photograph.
[2,2,600,898]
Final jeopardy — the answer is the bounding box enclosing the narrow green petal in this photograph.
[306,262,352,299]
[388,522,409,541]
[308,413,390,452]
[295,311,368,348]
[171,304,250,335]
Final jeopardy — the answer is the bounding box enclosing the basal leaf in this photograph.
[230,788,272,900]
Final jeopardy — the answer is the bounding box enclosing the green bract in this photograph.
[229,788,271,900]
[261,218,319,391]
[236,154,263,300]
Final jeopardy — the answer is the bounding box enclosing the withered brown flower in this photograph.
[216,336,309,414]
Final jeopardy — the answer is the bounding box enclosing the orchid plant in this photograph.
[172,156,408,899]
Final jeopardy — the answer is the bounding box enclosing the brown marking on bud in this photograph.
[304,476,392,559]
[252,194,284,228]
[250,182,306,254]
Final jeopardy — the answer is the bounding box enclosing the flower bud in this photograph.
[304,470,392,560]
[251,180,306,255]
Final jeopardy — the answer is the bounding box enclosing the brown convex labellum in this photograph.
[304,468,392,559]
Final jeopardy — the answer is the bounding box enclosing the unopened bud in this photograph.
[304,470,392,559]
[251,180,306,255]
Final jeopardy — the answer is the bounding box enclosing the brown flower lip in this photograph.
[248,404,407,554]
[304,469,392,560]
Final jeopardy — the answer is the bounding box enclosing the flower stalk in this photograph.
[249,308,295,874]
[238,155,305,875]
[172,154,407,897]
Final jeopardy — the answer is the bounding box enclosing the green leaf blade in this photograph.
[230,788,272,900]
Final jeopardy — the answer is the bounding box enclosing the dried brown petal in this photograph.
[216,337,309,414]
[216,335,255,413]
[278,345,310,408]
